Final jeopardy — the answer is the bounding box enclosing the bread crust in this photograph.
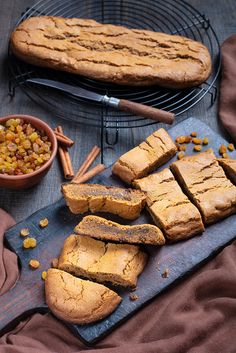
[171,152,236,224]
[45,269,121,324]
[218,158,236,185]
[75,215,165,245]
[112,128,177,184]
[61,183,146,220]
[10,16,212,88]
[133,168,204,241]
[58,234,147,288]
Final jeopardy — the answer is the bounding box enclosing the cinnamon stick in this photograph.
[54,130,74,148]
[73,164,106,184]
[56,126,74,179]
[73,145,100,181]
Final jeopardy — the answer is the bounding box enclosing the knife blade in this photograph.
[26,78,174,124]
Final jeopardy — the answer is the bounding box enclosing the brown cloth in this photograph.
[0,209,236,353]
[219,34,236,141]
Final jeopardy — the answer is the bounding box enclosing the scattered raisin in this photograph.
[219,144,227,155]
[190,132,197,137]
[194,145,202,152]
[178,145,186,152]
[192,138,202,145]
[227,143,235,151]
[23,237,37,249]
[51,258,59,268]
[175,136,186,144]
[203,137,209,145]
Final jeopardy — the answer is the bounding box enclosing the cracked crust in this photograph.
[45,269,121,324]
[133,168,204,241]
[58,234,147,288]
[112,128,177,184]
[217,158,236,185]
[61,183,146,220]
[75,215,165,245]
[171,151,236,224]
[10,17,211,88]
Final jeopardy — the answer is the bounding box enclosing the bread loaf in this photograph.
[10,16,212,88]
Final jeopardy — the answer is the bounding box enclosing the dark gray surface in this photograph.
[2,118,236,344]
[0,0,236,221]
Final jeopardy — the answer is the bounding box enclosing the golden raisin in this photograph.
[194,145,202,152]
[203,137,209,145]
[20,228,30,237]
[184,136,192,143]
[227,143,235,151]
[29,259,40,269]
[190,132,197,137]
[175,136,186,144]
[23,237,37,249]
[178,145,186,152]
[219,144,227,155]
[41,271,47,280]
[222,153,230,159]
[39,218,49,228]
[177,152,185,160]
[192,138,203,145]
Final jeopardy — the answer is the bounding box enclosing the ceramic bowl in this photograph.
[0,114,57,189]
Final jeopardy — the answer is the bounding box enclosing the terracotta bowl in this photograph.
[0,115,57,189]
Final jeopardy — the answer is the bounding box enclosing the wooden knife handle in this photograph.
[118,99,174,124]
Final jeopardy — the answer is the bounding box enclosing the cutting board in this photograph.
[1,117,236,345]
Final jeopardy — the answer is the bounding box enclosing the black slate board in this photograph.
[1,117,236,345]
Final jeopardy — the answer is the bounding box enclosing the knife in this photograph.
[26,78,174,125]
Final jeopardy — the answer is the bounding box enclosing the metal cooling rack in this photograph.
[8,0,221,148]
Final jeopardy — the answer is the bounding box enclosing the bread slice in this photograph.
[10,16,211,88]
[133,168,204,241]
[112,128,177,184]
[75,215,165,245]
[58,234,147,288]
[218,158,236,184]
[45,268,121,324]
[61,183,146,220]
[171,151,236,224]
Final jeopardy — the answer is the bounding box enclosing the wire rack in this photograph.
[8,0,220,145]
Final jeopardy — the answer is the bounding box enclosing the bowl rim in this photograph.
[0,114,58,180]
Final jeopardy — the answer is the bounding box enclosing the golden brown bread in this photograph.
[112,128,177,184]
[171,151,236,224]
[58,234,147,288]
[133,168,204,241]
[75,215,165,245]
[217,158,236,184]
[61,183,146,220]
[10,16,212,88]
[45,269,121,324]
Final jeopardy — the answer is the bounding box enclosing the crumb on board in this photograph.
[39,218,49,228]
[41,271,47,280]
[129,294,139,301]
[222,153,230,159]
[177,152,185,160]
[23,237,37,249]
[162,268,170,278]
[29,259,40,269]
[20,228,30,237]
[51,258,59,268]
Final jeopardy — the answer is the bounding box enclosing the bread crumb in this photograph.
[178,152,185,160]
[51,258,59,268]
[129,294,139,301]
[20,228,29,237]
[162,268,170,278]
[29,259,40,269]
[222,153,230,159]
